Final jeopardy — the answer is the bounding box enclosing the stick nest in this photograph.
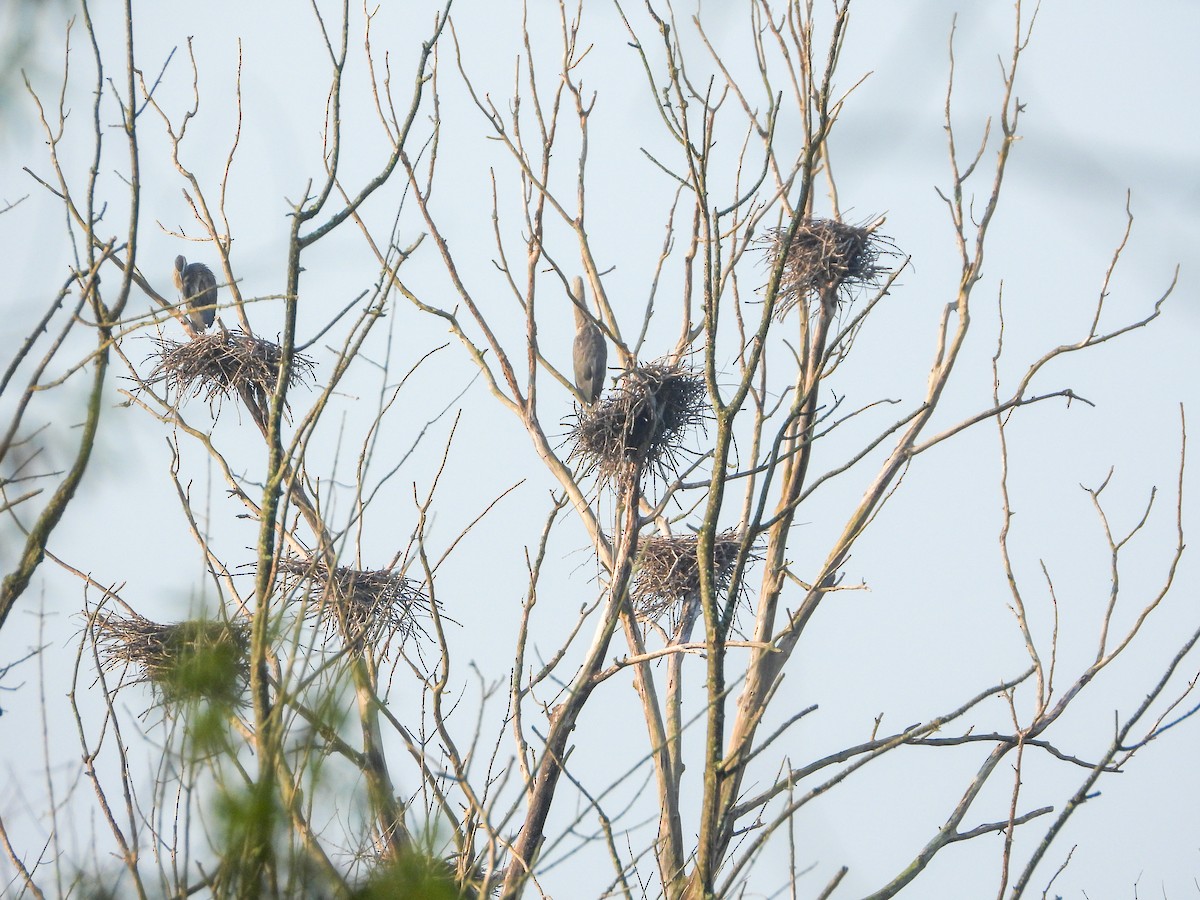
[762,218,891,318]
[567,362,708,484]
[278,557,432,657]
[93,613,249,707]
[145,330,316,411]
[632,531,754,626]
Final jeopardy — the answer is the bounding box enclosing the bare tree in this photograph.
[1,1,1194,899]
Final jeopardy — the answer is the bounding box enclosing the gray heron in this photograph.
[571,275,607,405]
[173,255,217,332]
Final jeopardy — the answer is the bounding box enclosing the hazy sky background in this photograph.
[1,1,1198,897]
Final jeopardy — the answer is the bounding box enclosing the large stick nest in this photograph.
[145,330,316,412]
[278,557,433,657]
[632,530,755,626]
[567,362,708,485]
[93,612,250,707]
[762,218,891,318]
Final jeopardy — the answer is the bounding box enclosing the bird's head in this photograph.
[570,275,589,326]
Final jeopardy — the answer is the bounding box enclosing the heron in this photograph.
[173,255,218,332]
[571,275,607,405]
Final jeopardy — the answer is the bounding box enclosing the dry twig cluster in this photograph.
[93,612,250,707]
[632,530,754,626]
[277,557,432,656]
[568,362,708,485]
[145,330,316,412]
[763,217,890,318]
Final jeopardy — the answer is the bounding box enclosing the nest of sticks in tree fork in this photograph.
[278,557,433,657]
[92,612,250,708]
[632,530,755,627]
[762,217,892,319]
[145,330,316,413]
[568,361,708,485]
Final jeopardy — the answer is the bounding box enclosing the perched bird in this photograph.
[571,275,607,405]
[173,255,218,332]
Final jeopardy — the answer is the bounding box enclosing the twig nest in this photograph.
[632,530,753,625]
[568,361,708,485]
[278,557,432,657]
[93,612,249,707]
[763,217,891,318]
[145,330,315,412]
